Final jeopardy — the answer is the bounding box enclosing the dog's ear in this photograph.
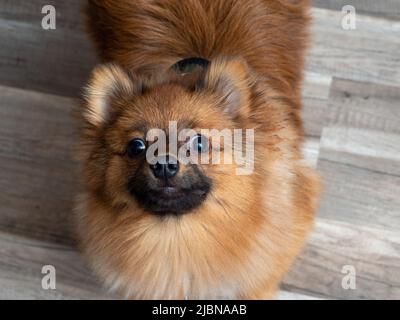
[199,58,252,118]
[82,64,138,126]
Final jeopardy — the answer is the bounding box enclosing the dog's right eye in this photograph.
[127,139,146,158]
[189,134,210,154]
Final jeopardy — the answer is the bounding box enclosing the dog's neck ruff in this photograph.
[171,57,210,75]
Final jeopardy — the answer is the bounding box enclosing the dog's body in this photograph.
[77,0,320,299]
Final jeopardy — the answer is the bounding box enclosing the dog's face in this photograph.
[81,58,259,216]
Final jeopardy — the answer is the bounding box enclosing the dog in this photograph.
[76,0,320,299]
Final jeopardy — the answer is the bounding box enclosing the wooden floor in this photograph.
[0,1,399,299]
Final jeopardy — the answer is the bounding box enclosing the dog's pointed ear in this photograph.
[199,58,252,118]
[82,64,138,126]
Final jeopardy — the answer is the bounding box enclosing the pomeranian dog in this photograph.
[76,0,320,299]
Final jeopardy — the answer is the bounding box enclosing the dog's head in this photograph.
[80,58,268,216]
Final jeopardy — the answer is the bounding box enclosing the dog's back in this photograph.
[86,0,311,101]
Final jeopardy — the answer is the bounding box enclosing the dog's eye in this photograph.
[190,134,209,153]
[127,139,146,157]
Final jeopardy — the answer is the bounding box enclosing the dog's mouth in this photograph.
[128,183,211,215]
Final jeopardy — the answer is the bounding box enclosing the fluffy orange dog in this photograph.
[76,0,320,299]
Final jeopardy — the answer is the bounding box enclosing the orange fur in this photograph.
[76,0,320,299]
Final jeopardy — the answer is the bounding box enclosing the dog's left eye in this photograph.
[190,134,209,153]
[127,139,146,157]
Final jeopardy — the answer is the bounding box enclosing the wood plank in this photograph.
[326,79,400,135]
[0,232,110,299]
[302,137,320,169]
[316,79,400,231]
[303,72,332,101]
[313,0,400,20]
[278,290,322,300]
[308,9,400,87]
[0,85,79,245]
[302,72,332,137]
[320,127,400,176]
[302,97,328,137]
[282,219,400,300]
[318,127,400,233]
[0,0,97,97]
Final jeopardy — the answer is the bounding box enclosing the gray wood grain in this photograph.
[318,118,400,232]
[282,219,400,300]
[278,290,322,300]
[0,232,110,299]
[326,79,400,134]
[315,79,400,231]
[0,0,97,97]
[0,85,79,245]
[302,72,332,137]
[307,9,400,87]
[302,137,320,169]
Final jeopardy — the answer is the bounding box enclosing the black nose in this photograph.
[150,157,179,180]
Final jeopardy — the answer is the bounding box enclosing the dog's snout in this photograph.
[150,157,179,180]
